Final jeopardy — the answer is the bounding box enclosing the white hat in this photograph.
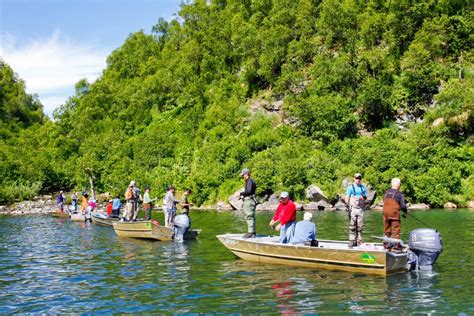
[129,180,136,187]
[279,191,289,199]
[304,212,313,221]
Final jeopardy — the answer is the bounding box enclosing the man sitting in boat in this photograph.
[291,212,317,245]
[269,191,296,243]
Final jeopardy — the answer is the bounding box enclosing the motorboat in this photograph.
[217,228,442,276]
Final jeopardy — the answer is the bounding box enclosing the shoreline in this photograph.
[1,194,472,216]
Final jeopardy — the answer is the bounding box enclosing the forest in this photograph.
[0,0,472,207]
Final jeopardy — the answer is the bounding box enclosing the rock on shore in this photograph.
[0,195,56,215]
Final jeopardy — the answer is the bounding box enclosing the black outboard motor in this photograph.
[407,228,443,271]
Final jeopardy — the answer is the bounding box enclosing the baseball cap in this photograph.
[279,191,289,199]
[240,168,250,176]
[354,173,362,179]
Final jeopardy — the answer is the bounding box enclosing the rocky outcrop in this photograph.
[303,200,334,211]
[334,198,348,211]
[305,185,329,203]
[228,189,244,210]
[256,194,279,211]
[407,203,430,210]
[0,195,55,215]
[467,201,474,209]
[365,190,377,208]
[443,202,457,209]
[216,201,233,211]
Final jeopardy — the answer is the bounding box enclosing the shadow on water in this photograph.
[0,209,473,313]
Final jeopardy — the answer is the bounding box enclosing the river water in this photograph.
[0,209,473,314]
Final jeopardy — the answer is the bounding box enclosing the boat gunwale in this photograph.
[216,234,397,255]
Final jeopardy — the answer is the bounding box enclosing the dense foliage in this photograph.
[1,0,473,207]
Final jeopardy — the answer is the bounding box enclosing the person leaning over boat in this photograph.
[239,168,257,239]
[81,192,89,213]
[163,186,178,227]
[57,191,65,212]
[269,191,297,244]
[291,212,317,245]
[111,194,121,218]
[142,186,156,221]
[383,178,408,249]
[344,173,367,248]
[123,183,134,221]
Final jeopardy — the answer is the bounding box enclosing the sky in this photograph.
[0,0,182,116]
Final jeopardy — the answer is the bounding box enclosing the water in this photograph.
[0,209,473,314]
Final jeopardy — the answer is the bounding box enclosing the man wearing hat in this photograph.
[269,191,297,244]
[142,186,156,221]
[239,168,257,238]
[344,173,368,247]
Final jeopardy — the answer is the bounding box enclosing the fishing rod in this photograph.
[406,212,433,228]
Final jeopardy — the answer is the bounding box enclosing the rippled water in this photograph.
[0,209,473,313]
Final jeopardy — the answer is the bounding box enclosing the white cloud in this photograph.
[1,30,108,116]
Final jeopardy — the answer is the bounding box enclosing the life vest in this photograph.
[125,189,133,201]
[383,191,400,219]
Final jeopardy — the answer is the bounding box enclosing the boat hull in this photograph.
[91,213,119,226]
[217,234,407,276]
[51,211,69,218]
[113,221,198,241]
[70,213,86,222]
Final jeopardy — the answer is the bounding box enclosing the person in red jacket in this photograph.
[106,200,113,217]
[269,191,297,243]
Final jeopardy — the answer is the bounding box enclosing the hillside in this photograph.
[1,0,473,206]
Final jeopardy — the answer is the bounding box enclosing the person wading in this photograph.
[383,178,408,249]
[239,168,257,238]
[344,173,367,247]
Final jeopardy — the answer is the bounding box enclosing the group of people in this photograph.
[239,168,407,249]
[121,181,193,227]
[56,182,193,227]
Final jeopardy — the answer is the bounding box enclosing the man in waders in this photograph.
[344,173,367,247]
[383,178,407,250]
[239,168,257,238]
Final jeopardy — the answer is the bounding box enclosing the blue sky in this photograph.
[1,0,182,116]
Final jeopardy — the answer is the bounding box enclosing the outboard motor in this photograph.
[173,214,190,242]
[407,228,442,271]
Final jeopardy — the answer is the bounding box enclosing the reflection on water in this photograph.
[0,210,473,313]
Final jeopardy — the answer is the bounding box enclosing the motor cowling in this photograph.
[173,214,190,242]
[408,228,443,271]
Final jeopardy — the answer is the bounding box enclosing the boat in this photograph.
[70,213,86,222]
[217,229,443,276]
[113,220,199,241]
[50,210,70,218]
[91,213,120,226]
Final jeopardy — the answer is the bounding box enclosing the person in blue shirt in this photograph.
[344,173,368,247]
[291,212,317,245]
[57,191,65,212]
[111,194,121,218]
